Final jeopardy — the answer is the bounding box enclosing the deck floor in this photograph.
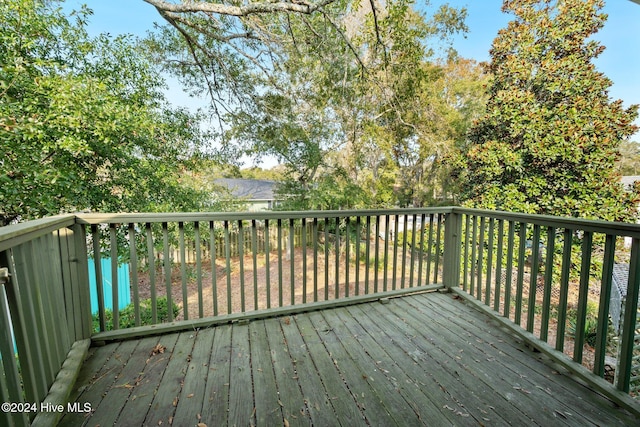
[61,291,636,426]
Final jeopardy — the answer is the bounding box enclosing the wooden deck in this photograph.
[60,291,636,426]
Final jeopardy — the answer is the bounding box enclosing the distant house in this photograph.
[214,178,280,211]
[621,175,640,191]
[621,176,640,248]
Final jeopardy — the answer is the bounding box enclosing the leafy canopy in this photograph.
[460,0,639,221]
[0,0,215,225]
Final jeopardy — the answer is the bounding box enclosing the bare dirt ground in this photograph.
[136,247,418,320]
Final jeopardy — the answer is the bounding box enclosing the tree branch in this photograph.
[143,0,338,17]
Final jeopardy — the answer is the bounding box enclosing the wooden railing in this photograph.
[448,207,640,408]
[0,215,91,426]
[77,209,449,336]
[1,207,639,426]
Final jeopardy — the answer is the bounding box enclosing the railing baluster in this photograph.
[110,224,119,329]
[345,216,350,297]
[128,223,140,326]
[277,218,283,307]
[383,215,390,292]
[355,216,361,295]
[335,217,340,298]
[289,218,295,305]
[556,229,573,352]
[494,219,504,312]
[392,214,399,290]
[162,222,173,322]
[224,220,232,314]
[594,234,615,377]
[324,217,330,300]
[477,216,486,300]
[617,237,640,392]
[238,220,246,312]
[264,219,271,309]
[426,214,438,285]
[462,214,470,292]
[366,216,372,294]
[401,214,408,289]
[179,222,188,320]
[210,221,218,317]
[469,216,477,295]
[374,215,380,293]
[503,221,515,318]
[573,231,593,363]
[515,222,527,326]
[485,218,495,305]
[195,222,203,318]
[417,213,426,288]
[540,227,556,342]
[92,225,106,331]
[302,218,308,303]
[252,220,259,311]
[526,224,542,334]
[409,214,416,288]
[145,223,157,324]
[434,214,443,284]
[312,218,318,302]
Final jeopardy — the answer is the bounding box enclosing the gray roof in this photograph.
[214,178,277,200]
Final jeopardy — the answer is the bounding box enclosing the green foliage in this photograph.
[0,0,215,225]
[460,0,639,222]
[566,301,600,348]
[150,0,481,209]
[92,297,180,332]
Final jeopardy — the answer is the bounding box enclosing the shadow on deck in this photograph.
[62,291,636,426]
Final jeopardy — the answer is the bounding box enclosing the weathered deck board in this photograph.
[201,324,232,425]
[248,321,282,426]
[411,293,629,426]
[172,327,216,424]
[63,292,638,426]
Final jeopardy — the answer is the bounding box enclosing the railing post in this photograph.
[443,209,462,289]
[70,222,92,340]
[617,237,640,392]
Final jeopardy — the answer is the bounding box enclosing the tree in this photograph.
[144,0,480,209]
[460,0,639,221]
[0,0,215,225]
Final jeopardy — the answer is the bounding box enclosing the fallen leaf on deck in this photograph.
[150,344,166,356]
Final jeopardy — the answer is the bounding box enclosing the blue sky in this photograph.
[64,0,640,135]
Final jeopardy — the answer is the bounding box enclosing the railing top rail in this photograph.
[3,206,640,248]
[0,214,77,252]
[453,207,640,237]
[75,207,455,225]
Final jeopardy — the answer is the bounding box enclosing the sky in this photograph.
[63,0,640,134]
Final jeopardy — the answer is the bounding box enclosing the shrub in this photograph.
[92,297,180,332]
